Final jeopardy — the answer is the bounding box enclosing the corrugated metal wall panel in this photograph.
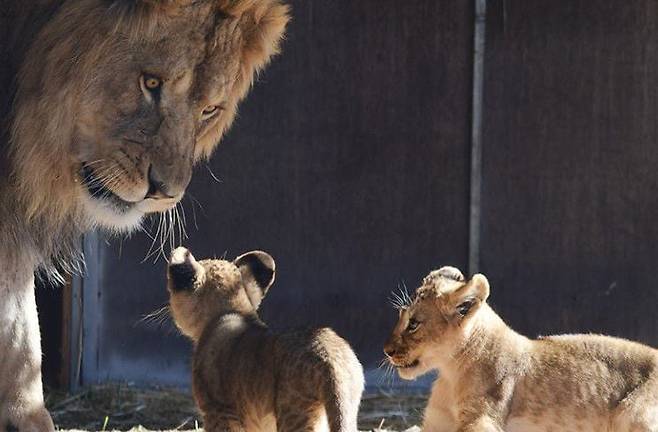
[81,0,474,387]
[480,0,658,343]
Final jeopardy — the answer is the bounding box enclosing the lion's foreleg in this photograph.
[0,267,54,432]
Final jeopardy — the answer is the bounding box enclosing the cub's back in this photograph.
[192,321,364,423]
[274,327,364,396]
[508,333,658,430]
[531,333,658,380]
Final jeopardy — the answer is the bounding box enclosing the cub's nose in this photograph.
[168,247,198,292]
[383,344,397,358]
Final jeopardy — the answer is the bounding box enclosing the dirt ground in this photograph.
[47,384,426,432]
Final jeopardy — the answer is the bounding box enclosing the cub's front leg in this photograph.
[422,406,457,432]
[203,414,246,432]
[0,267,54,432]
[453,380,513,432]
[456,417,505,432]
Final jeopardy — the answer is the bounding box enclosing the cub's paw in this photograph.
[10,408,54,432]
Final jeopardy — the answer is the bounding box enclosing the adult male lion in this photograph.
[0,1,289,431]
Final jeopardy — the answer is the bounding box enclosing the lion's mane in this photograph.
[2,0,289,269]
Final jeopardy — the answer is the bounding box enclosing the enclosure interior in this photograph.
[33,0,658,389]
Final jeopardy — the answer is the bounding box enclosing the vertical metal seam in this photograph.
[81,231,103,387]
[69,249,83,392]
[469,0,487,275]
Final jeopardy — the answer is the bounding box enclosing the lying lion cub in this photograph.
[166,247,364,432]
[384,266,658,432]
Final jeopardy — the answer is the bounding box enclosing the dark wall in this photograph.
[36,277,65,388]
[79,0,658,388]
[480,0,658,343]
[84,0,474,385]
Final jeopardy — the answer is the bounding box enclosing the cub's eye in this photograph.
[456,300,474,317]
[201,104,224,120]
[140,74,162,93]
[407,318,421,333]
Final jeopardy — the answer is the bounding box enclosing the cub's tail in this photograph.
[322,344,365,432]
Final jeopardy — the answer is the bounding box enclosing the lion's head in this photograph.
[383,266,490,380]
[166,246,276,341]
[10,0,289,238]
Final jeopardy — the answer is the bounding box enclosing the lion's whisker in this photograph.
[82,162,120,184]
[135,305,171,328]
[175,201,188,242]
[173,204,182,248]
[138,225,156,241]
[84,166,123,197]
[185,195,200,231]
[158,211,170,262]
[143,212,166,263]
[92,171,122,191]
[167,207,175,252]
[156,208,175,262]
[90,174,123,199]
[83,158,106,167]
[93,169,122,186]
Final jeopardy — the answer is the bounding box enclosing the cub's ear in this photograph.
[168,247,205,292]
[450,274,490,321]
[234,250,276,309]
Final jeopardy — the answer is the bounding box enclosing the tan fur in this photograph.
[10,0,289,238]
[384,267,658,432]
[0,2,289,430]
[166,247,364,432]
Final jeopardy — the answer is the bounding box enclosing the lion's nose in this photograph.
[145,165,174,200]
[384,344,397,358]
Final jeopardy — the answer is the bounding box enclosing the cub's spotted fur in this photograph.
[166,247,364,432]
[384,266,658,432]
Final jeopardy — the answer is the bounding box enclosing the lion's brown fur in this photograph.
[5,0,289,260]
[166,248,365,432]
[0,2,289,430]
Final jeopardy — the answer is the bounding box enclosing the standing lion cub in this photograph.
[166,247,364,432]
[384,266,658,432]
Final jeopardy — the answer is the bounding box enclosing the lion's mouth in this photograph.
[80,163,133,210]
[391,359,420,369]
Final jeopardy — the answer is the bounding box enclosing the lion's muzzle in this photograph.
[145,163,190,201]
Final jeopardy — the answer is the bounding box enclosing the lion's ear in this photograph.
[223,0,291,79]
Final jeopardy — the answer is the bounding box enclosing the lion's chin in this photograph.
[80,193,146,233]
[80,191,181,233]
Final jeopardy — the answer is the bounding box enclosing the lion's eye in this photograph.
[201,104,224,120]
[141,74,162,93]
[407,318,421,332]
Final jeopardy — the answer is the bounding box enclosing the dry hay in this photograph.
[46,384,425,431]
